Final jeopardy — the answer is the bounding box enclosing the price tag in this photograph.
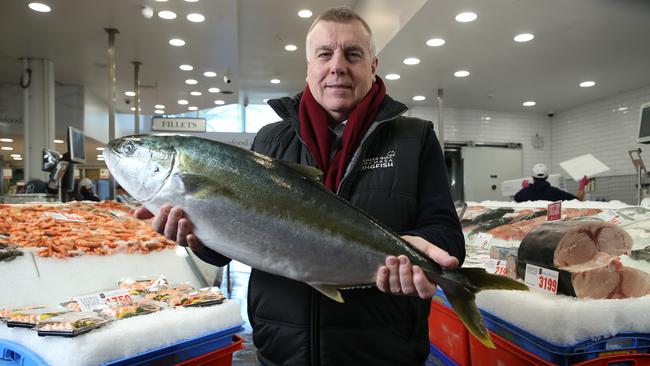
[73,289,133,312]
[595,211,626,225]
[484,259,509,277]
[43,211,85,222]
[547,201,562,221]
[474,232,493,249]
[524,263,559,295]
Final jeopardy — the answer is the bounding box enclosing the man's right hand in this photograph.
[135,205,203,252]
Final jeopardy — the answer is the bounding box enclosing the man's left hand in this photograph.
[376,235,459,299]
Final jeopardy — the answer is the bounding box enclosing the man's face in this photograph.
[306,20,378,122]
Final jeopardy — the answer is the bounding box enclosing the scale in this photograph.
[628,148,650,205]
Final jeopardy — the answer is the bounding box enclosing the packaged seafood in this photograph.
[100,300,163,319]
[36,311,111,337]
[168,287,226,308]
[0,306,46,321]
[5,307,68,328]
[118,276,169,295]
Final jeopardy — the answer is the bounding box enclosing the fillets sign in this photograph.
[152,117,206,132]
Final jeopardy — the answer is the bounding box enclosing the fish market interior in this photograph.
[1,0,650,365]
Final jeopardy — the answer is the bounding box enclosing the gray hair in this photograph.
[305,6,376,60]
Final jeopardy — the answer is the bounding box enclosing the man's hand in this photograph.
[135,205,203,252]
[376,235,459,299]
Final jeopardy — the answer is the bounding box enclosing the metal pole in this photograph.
[106,28,119,200]
[436,88,444,152]
[132,61,141,134]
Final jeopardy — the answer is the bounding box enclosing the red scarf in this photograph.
[298,78,386,191]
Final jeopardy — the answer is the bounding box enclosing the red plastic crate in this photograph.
[176,335,244,366]
[429,294,470,366]
[470,331,555,366]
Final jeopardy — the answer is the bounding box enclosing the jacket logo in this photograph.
[360,150,395,171]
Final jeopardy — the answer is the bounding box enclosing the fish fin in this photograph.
[441,283,495,349]
[312,285,344,303]
[456,268,530,291]
[281,162,323,181]
[178,174,237,199]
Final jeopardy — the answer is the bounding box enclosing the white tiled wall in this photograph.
[405,105,551,175]
[551,85,650,176]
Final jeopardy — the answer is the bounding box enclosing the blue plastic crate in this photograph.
[480,310,650,366]
[0,325,243,366]
[426,343,458,366]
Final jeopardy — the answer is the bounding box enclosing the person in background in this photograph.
[136,6,464,366]
[515,163,588,202]
[78,178,100,202]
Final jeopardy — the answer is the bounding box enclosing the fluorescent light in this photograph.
[96,154,104,158]
[169,39,186,47]
[284,44,298,51]
[203,71,217,77]
[580,80,596,88]
[454,70,470,77]
[190,91,202,96]
[155,109,165,114]
[154,104,165,109]
[188,106,198,111]
[403,57,420,65]
[178,99,189,105]
[28,2,51,13]
[270,79,281,84]
[0,138,13,143]
[523,101,536,107]
[179,64,193,71]
[514,33,535,43]
[185,79,198,85]
[426,38,446,47]
[187,13,205,23]
[298,9,312,18]
[124,91,136,97]
[96,147,105,151]
[412,96,426,101]
[158,10,177,20]
[10,154,21,158]
[54,139,64,144]
[208,87,220,93]
[1,147,14,151]
[455,12,477,23]
[13,157,22,161]
[214,100,225,105]
[185,0,199,2]
[385,74,400,80]
[130,107,136,111]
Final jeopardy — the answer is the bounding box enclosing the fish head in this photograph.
[104,135,176,202]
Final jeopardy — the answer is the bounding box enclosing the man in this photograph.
[514,163,587,202]
[137,6,463,365]
[78,178,100,202]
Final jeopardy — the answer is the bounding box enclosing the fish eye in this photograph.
[121,141,136,156]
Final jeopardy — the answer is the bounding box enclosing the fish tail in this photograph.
[431,268,529,349]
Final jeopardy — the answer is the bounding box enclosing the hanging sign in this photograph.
[152,117,206,132]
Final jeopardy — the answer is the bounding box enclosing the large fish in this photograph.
[104,134,528,348]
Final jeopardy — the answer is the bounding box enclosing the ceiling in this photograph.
[1,0,650,166]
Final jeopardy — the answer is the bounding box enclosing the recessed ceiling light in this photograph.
[1,147,14,151]
[124,91,136,97]
[203,71,217,77]
[455,12,477,23]
[580,80,596,88]
[54,139,64,144]
[298,9,312,18]
[403,57,420,65]
[130,107,136,111]
[270,79,281,84]
[454,70,470,77]
[185,0,199,2]
[426,38,446,47]
[10,154,21,158]
[0,138,13,143]
[284,44,298,51]
[190,91,202,96]
[185,79,198,85]
[154,104,165,109]
[514,33,535,43]
[385,74,400,80]
[523,101,536,107]
[214,100,225,105]
[158,10,177,20]
[96,147,105,151]
[187,13,205,23]
[28,2,51,13]
[155,109,165,114]
[188,106,198,111]
[155,0,168,2]
[412,96,426,101]
[481,116,492,121]
[179,64,193,71]
[169,39,186,47]
[178,99,189,105]
[208,87,220,93]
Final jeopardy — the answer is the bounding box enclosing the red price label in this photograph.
[104,294,133,305]
[484,259,509,277]
[538,275,557,293]
[524,263,559,295]
[547,201,562,221]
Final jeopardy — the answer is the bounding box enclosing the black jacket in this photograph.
[514,178,576,202]
[244,94,463,366]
